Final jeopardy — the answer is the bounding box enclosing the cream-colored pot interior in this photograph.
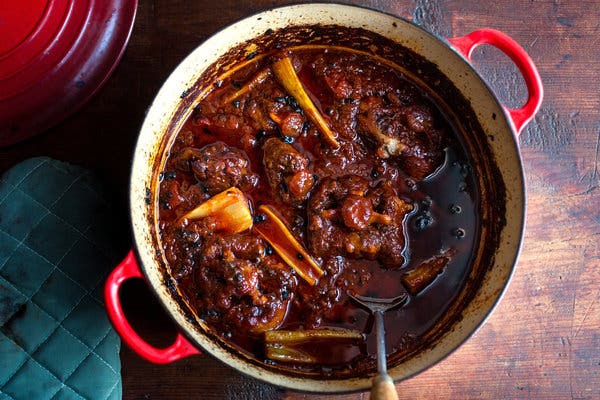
[129,3,524,392]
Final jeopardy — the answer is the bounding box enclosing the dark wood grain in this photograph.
[1,1,598,399]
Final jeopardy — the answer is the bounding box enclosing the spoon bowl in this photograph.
[348,292,409,400]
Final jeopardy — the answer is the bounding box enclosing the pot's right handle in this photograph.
[104,250,201,364]
[448,28,543,137]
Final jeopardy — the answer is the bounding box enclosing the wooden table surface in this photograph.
[2,1,598,399]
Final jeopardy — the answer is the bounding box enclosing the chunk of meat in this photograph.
[271,112,305,138]
[356,95,444,180]
[202,233,266,260]
[308,175,413,268]
[174,142,258,196]
[262,138,315,205]
[159,179,210,220]
[323,69,353,99]
[294,255,371,327]
[311,52,401,100]
[195,234,298,333]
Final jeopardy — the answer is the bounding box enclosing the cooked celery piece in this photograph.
[401,252,452,295]
[268,112,282,124]
[265,345,316,364]
[272,56,340,149]
[179,187,252,234]
[254,204,323,285]
[264,328,364,363]
[265,328,364,344]
[224,68,271,103]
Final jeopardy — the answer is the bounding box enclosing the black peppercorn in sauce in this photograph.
[157,47,479,375]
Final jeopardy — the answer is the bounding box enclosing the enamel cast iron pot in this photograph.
[105,3,542,393]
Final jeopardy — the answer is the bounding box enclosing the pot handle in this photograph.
[104,249,201,363]
[448,28,543,137]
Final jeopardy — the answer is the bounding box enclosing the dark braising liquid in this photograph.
[157,47,479,375]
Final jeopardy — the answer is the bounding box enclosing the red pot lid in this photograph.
[0,0,138,147]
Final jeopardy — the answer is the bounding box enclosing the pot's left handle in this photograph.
[448,28,543,137]
[104,250,201,363]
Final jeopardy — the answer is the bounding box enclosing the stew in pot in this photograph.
[157,45,479,374]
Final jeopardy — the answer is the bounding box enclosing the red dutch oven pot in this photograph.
[105,4,542,392]
[0,0,137,146]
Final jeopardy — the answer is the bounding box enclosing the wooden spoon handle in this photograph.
[371,374,399,400]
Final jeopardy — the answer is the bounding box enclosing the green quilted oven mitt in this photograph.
[0,157,124,400]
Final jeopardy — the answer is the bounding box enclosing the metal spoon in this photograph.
[348,292,408,400]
